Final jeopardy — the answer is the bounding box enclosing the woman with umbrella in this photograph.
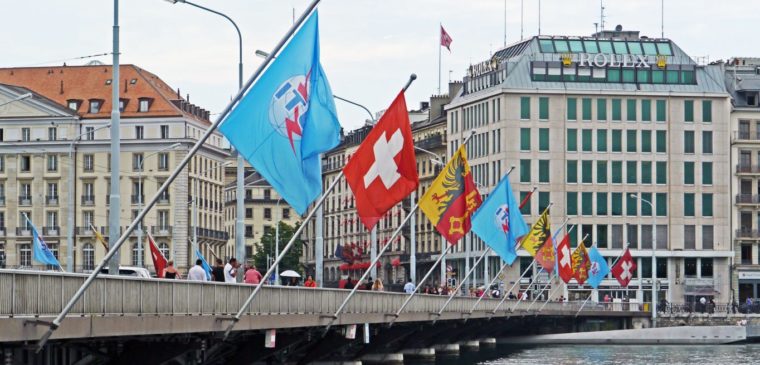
[280,270,301,286]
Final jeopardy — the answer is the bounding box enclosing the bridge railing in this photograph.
[0,270,646,318]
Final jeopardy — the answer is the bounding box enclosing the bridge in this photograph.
[0,270,649,364]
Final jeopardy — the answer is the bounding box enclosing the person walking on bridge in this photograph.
[404,278,415,294]
[163,261,181,279]
[211,259,225,282]
[244,265,263,285]
[187,259,208,282]
[304,275,317,288]
[224,258,238,283]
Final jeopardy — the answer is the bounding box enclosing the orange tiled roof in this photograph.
[0,64,210,123]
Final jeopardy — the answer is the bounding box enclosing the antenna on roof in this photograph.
[537,0,541,36]
[520,0,524,40]
[503,0,507,47]
[661,0,665,38]
[600,0,606,33]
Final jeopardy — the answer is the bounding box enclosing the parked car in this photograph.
[99,266,151,278]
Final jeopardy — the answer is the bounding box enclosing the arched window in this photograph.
[131,243,143,267]
[158,243,170,259]
[82,243,94,271]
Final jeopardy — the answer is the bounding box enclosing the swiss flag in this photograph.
[556,234,574,284]
[611,248,637,287]
[344,91,418,230]
[147,232,167,278]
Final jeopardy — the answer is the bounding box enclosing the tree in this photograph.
[252,222,304,281]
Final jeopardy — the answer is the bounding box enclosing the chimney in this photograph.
[186,94,190,103]
[177,88,180,99]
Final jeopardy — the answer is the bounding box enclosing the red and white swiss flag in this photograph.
[556,233,574,284]
[343,91,418,230]
[611,248,637,288]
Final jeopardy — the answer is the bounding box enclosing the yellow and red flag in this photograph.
[521,209,550,257]
[419,146,481,244]
[571,242,592,285]
[91,224,108,251]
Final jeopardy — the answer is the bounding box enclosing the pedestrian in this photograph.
[699,296,707,313]
[441,286,450,296]
[709,298,716,314]
[187,259,208,282]
[520,291,528,300]
[224,258,238,283]
[364,277,374,291]
[508,292,517,300]
[404,278,415,294]
[244,265,263,285]
[304,275,317,288]
[372,278,384,291]
[211,259,225,282]
[288,277,299,286]
[163,260,181,279]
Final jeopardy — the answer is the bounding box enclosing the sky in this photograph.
[2,0,759,130]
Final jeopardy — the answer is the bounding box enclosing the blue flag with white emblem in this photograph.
[471,174,528,265]
[219,11,340,215]
[194,248,212,280]
[586,246,610,289]
[26,215,61,268]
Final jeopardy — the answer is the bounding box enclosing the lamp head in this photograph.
[164,0,183,4]
[255,50,270,59]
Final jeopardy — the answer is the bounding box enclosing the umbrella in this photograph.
[280,270,301,278]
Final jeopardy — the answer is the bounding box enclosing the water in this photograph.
[428,344,760,365]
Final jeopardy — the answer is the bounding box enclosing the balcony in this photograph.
[43,226,60,236]
[76,226,95,236]
[734,131,760,142]
[157,194,171,205]
[191,227,230,241]
[81,195,95,206]
[0,196,4,206]
[131,195,144,204]
[46,195,59,205]
[737,164,760,174]
[151,225,173,236]
[736,228,760,239]
[736,194,760,205]
[18,195,32,206]
[415,133,445,150]
[16,227,32,237]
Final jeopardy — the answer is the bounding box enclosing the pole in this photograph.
[315,186,324,286]
[520,0,524,40]
[465,231,471,290]
[370,227,377,279]
[574,242,628,316]
[537,279,564,312]
[440,233,446,287]
[138,165,143,267]
[275,198,281,284]
[437,23,442,95]
[35,0,322,350]
[526,272,557,311]
[223,171,342,340]
[410,191,416,283]
[538,0,541,36]
[390,244,453,327]
[193,178,198,256]
[633,194,657,327]
[107,0,121,276]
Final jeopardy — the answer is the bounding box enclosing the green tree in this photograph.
[252,222,304,280]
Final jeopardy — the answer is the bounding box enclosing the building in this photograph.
[445,27,732,304]
[726,57,760,302]
[0,64,229,272]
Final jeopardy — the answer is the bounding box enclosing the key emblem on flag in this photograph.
[269,73,310,153]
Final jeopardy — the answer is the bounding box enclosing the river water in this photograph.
[429,344,760,365]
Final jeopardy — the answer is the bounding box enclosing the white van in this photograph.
[99,266,152,278]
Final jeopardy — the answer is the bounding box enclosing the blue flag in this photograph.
[194,248,212,280]
[586,246,610,289]
[219,11,340,215]
[471,174,529,265]
[26,215,61,268]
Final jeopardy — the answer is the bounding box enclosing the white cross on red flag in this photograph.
[440,25,453,51]
[556,233,574,284]
[343,91,418,230]
[611,248,637,287]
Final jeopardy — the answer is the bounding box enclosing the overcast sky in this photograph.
[2,0,758,130]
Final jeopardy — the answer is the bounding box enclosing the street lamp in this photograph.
[630,193,657,328]
[0,93,32,108]
[137,143,181,267]
[166,0,247,281]
[412,146,444,285]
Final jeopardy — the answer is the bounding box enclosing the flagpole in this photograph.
[574,242,627,316]
[537,279,564,313]
[35,0,323,350]
[534,226,580,312]
[524,227,580,311]
[438,23,442,95]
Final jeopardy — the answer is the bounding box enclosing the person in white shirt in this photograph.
[187,259,208,281]
[403,279,415,294]
[224,258,238,283]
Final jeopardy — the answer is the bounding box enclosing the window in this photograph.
[656,130,667,152]
[520,128,531,150]
[641,99,652,121]
[0,155,4,172]
[656,161,667,184]
[282,208,290,219]
[245,225,253,237]
[539,97,549,120]
[581,160,592,183]
[582,98,592,121]
[520,159,531,182]
[597,192,607,215]
[611,161,622,183]
[611,130,622,152]
[520,191,531,215]
[641,130,652,152]
[520,97,530,119]
[611,99,622,121]
[538,192,550,214]
[684,162,695,184]
[684,131,695,153]
[702,226,714,250]
[19,244,31,267]
[626,130,637,152]
[597,98,607,120]
[159,243,170,259]
[684,100,694,122]
[118,99,126,112]
[597,129,607,152]
[158,210,169,228]
[48,127,57,141]
[581,192,592,216]
[158,152,169,171]
[626,161,637,183]
[626,99,637,121]
[611,192,623,216]
[702,100,712,122]
[597,161,607,183]
[701,258,713,277]
[20,155,31,172]
[626,193,637,216]
[702,131,713,154]
[656,100,666,122]
[567,98,577,120]
[685,257,697,276]
[538,160,550,183]
[582,129,592,152]
[641,161,652,184]
[656,193,667,216]
[47,155,57,172]
[160,125,169,139]
[139,99,150,112]
[566,192,578,215]
[46,211,58,228]
[538,128,549,151]
[566,160,577,183]
[89,100,101,113]
[135,126,144,140]
[133,153,144,171]
[640,193,653,216]
[67,100,79,110]
[264,208,272,220]
[83,154,94,172]
[567,129,577,152]
[684,193,695,216]
[702,193,713,216]
[22,127,30,142]
[85,126,95,140]
[48,183,58,199]
[702,162,713,185]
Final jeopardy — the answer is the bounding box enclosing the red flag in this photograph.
[557,234,574,283]
[535,238,555,273]
[611,248,637,287]
[344,91,419,230]
[440,25,453,51]
[147,232,167,278]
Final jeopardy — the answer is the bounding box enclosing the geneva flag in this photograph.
[571,242,591,285]
[344,91,418,230]
[611,248,637,287]
[219,11,340,215]
[471,173,528,265]
[419,146,481,244]
[586,246,610,289]
[521,209,550,257]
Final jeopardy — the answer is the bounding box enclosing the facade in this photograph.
[0,64,229,272]
[446,28,732,304]
[727,57,760,302]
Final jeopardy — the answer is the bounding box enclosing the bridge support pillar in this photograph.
[433,343,459,355]
[400,347,435,360]
[458,340,480,351]
[479,337,496,348]
[360,353,403,364]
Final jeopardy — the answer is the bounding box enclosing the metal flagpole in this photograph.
[438,23,442,95]
[534,226,580,311]
[575,242,629,317]
[34,0,323,350]
[508,267,544,313]
[537,279,564,313]
[523,221,576,311]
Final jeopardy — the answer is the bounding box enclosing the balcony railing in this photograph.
[734,131,760,141]
[736,194,760,204]
[131,195,144,204]
[415,133,445,150]
[0,196,5,206]
[157,195,171,205]
[16,227,32,237]
[76,227,95,236]
[736,228,760,239]
[18,195,32,206]
[0,227,5,237]
[81,195,95,206]
[190,227,230,241]
[43,226,60,236]
[151,226,173,236]
[737,164,760,174]
[46,195,59,205]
